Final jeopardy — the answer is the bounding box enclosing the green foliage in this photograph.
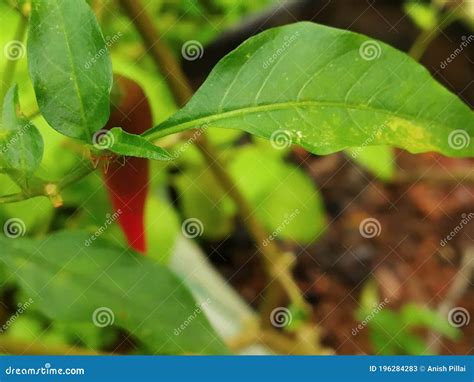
[0,231,228,355]
[111,56,177,124]
[145,162,183,262]
[103,127,172,160]
[174,168,236,240]
[173,144,326,242]
[228,147,326,243]
[0,0,472,356]
[27,0,113,140]
[357,282,460,355]
[0,85,43,186]
[404,1,439,30]
[366,305,460,355]
[346,146,395,181]
[147,23,473,158]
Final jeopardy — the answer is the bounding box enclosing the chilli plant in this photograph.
[0,0,472,355]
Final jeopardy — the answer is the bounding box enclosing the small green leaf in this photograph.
[346,146,395,181]
[284,304,310,332]
[146,22,473,158]
[400,303,460,340]
[404,2,439,31]
[0,231,229,355]
[98,127,172,160]
[0,85,43,180]
[28,0,113,140]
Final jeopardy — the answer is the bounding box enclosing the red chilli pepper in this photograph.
[102,75,152,254]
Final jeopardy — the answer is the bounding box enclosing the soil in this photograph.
[206,150,473,355]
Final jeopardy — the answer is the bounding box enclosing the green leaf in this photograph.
[229,147,326,243]
[0,231,228,355]
[28,0,112,140]
[174,168,236,240]
[0,175,54,235]
[144,161,182,263]
[356,279,381,317]
[0,85,43,179]
[400,303,460,340]
[404,2,439,31]
[346,146,395,181]
[98,127,172,160]
[144,191,181,262]
[145,22,473,158]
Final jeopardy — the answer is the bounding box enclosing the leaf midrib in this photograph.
[52,0,89,137]
[6,245,179,330]
[148,99,451,139]
[3,245,216,352]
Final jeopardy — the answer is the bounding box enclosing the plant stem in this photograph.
[394,168,474,184]
[57,161,96,190]
[425,247,473,354]
[0,162,95,205]
[118,0,310,318]
[117,0,193,105]
[0,192,34,204]
[0,12,28,102]
[408,8,459,60]
[0,336,105,355]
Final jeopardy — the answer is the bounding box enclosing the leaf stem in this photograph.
[0,161,95,205]
[0,11,28,103]
[0,192,32,204]
[408,8,460,61]
[118,0,310,319]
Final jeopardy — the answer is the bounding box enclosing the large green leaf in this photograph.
[145,22,473,157]
[0,231,228,354]
[0,85,43,185]
[28,0,112,140]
